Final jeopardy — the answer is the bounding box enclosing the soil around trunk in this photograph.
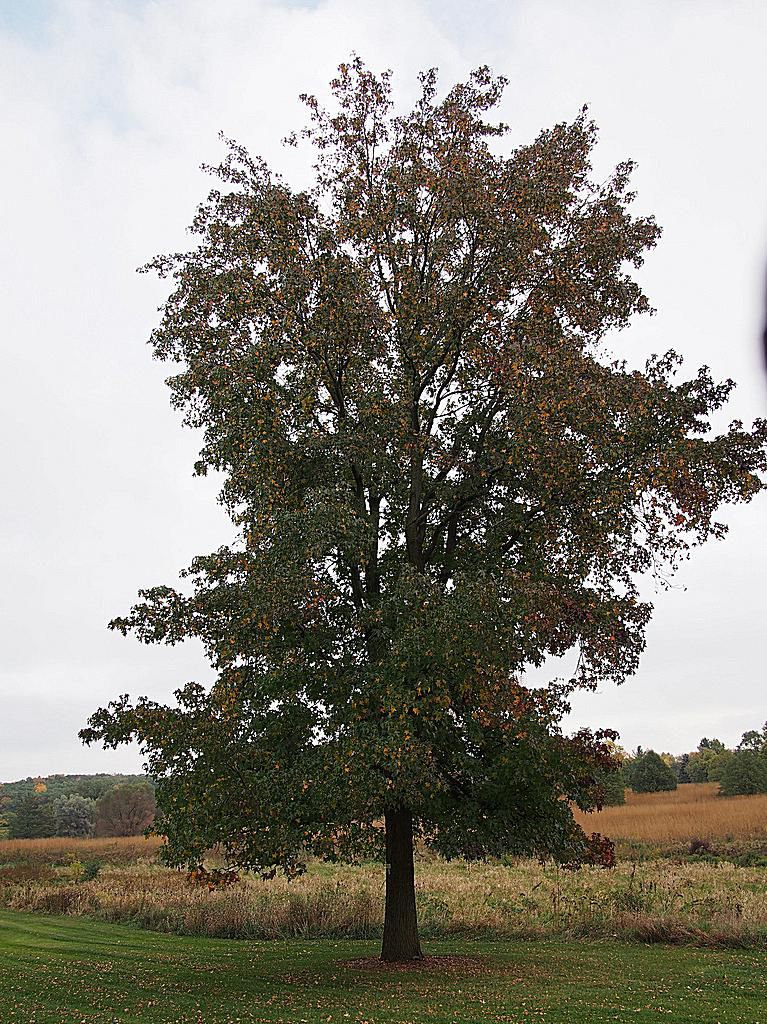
[341,955,493,973]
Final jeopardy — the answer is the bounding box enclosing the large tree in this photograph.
[82,61,766,961]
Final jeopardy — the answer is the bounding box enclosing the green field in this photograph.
[1,910,766,1024]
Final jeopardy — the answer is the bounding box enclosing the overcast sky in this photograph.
[1,0,765,782]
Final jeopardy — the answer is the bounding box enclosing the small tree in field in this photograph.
[626,750,677,793]
[82,61,766,961]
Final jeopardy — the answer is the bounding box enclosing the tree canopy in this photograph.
[719,750,767,796]
[626,750,678,793]
[94,783,156,838]
[9,794,56,840]
[738,723,767,753]
[82,60,767,961]
[54,794,96,838]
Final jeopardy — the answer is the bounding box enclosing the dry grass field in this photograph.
[1,783,766,948]
[0,834,163,867]
[1,847,766,947]
[3,845,767,946]
[573,782,767,847]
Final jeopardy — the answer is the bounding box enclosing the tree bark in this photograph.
[381,806,423,962]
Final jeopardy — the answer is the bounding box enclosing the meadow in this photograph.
[4,910,766,1024]
[1,784,766,949]
[572,782,767,848]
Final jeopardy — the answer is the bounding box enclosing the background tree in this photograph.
[82,60,766,961]
[0,795,11,838]
[73,776,145,801]
[687,738,730,782]
[737,723,767,753]
[94,783,156,838]
[705,748,734,784]
[686,753,708,783]
[719,750,767,796]
[672,752,691,784]
[626,750,678,793]
[54,794,95,837]
[9,794,56,839]
[591,764,626,806]
[699,738,726,751]
[0,774,152,839]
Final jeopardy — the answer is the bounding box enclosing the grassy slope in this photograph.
[1,911,766,1024]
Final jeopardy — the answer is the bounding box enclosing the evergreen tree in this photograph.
[673,752,691,784]
[626,750,678,793]
[9,794,56,839]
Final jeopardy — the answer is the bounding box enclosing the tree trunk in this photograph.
[381,806,423,962]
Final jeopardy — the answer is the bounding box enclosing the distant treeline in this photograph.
[598,721,767,805]
[0,774,156,840]
[5,722,765,833]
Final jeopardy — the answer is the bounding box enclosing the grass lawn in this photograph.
[1,910,765,1024]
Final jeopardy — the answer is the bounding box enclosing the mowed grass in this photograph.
[2,910,766,1024]
[573,783,767,846]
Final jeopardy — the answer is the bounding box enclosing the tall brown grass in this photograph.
[573,783,767,845]
[1,855,766,948]
[1,785,766,949]
[0,834,164,867]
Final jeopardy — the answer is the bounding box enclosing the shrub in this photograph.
[82,859,103,881]
[688,837,715,856]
